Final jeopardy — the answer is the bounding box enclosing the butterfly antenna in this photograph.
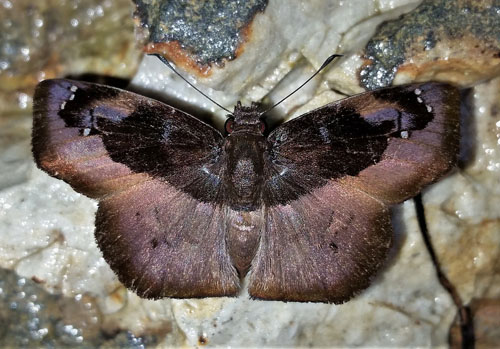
[150,54,233,114]
[259,54,343,116]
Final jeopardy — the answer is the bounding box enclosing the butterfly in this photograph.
[32,78,460,303]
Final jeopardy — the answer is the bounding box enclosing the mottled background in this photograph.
[0,0,499,347]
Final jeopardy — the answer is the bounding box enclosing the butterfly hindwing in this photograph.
[95,179,239,298]
[249,182,392,303]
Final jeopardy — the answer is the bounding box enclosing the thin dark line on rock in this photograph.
[414,194,474,349]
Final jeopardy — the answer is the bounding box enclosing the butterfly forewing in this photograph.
[263,82,460,206]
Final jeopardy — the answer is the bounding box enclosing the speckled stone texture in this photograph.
[134,0,268,66]
[361,0,500,89]
[0,0,500,347]
[0,0,142,117]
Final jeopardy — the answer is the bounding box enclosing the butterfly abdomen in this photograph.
[226,209,263,276]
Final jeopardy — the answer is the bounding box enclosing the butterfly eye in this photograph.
[225,117,235,134]
[260,120,266,134]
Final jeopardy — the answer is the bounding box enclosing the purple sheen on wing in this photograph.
[31,79,461,302]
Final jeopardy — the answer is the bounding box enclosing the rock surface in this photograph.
[0,0,499,347]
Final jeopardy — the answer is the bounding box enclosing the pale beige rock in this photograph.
[2,0,500,346]
[423,77,500,304]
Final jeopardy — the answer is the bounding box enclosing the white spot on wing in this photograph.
[200,165,221,186]
[60,101,66,110]
[83,128,90,136]
[237,224,255,232]
[400,130,409,139]
[69,94,75,100]
[426,105,433,112]
[70,85,78,92]
[417,97,423,103]
[319,127,330,143]
[414,88,422,95]
[162,128,171,141]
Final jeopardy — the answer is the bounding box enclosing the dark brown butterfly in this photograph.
[32,79,459,303]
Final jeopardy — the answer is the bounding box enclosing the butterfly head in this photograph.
[225,101,266,135]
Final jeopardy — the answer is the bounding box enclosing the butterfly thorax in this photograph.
[224,102,266,211]
[227,102,263,134]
